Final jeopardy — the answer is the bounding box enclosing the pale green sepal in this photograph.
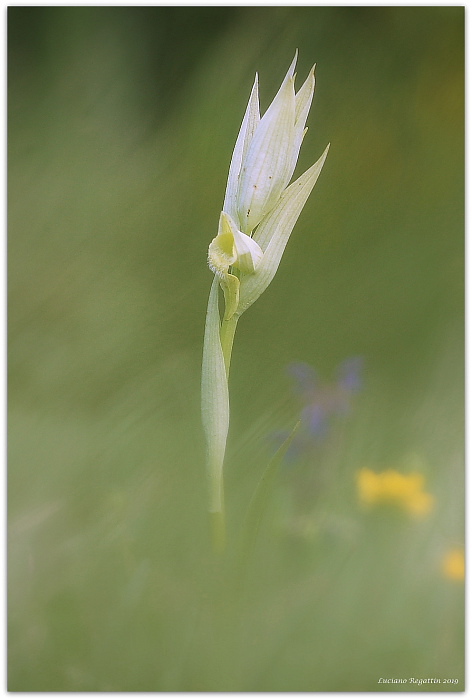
[237,69,296,233]
[295,64,316,124]
[220,272,240,321]
[201,275,230,514]
[223,74,260,227]
[289,65,316,180]
[284,49,298,83]
[241,75,261,164]
[237,144,330,315]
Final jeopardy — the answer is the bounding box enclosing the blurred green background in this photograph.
[8,6,464,692]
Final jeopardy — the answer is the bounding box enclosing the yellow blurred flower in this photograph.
[442,548,465,582]
[357,468,435,517]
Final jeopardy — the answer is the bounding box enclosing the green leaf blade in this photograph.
[201,275,230,514]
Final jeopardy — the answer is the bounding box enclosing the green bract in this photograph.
[201,275,229,516]
[202,53,328,549]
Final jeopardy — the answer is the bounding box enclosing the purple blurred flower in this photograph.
[275,357,364,462]
[336,356,364,393]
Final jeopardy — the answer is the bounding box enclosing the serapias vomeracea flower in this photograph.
[202,53,328,548]
[207,51,329,320]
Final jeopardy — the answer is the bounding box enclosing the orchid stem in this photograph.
[210,509,226,554]
[208,314,238,554]
[220,314,239,379]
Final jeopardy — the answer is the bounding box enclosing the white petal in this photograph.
[223,75,260,227]
[238,144,330,315]
[237,71,296,233]
[232,227,263,274]
[285,50,298,81]
[287,65,316,182]
[295,64,316,125]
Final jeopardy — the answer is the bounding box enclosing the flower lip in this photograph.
[208,232,236,276]
[208,212,263,277]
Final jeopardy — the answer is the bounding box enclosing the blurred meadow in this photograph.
[8,6,464,692]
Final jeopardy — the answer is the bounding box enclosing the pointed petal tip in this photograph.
[318,143,330,163]
[218,210,228,229]
[316,144,330,168]
[307,65,316,87]
[304,144,330,177]
[288,49,298,76]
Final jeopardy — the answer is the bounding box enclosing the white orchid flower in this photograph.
[208,51,329,322]
[202,53,329,550]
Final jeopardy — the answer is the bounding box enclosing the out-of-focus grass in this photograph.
[8,6,464,691]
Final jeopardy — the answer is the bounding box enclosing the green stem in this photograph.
[207,313,238,554]
[210,509,226,554]
[220,314,239,378]
[202,276,232,554]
